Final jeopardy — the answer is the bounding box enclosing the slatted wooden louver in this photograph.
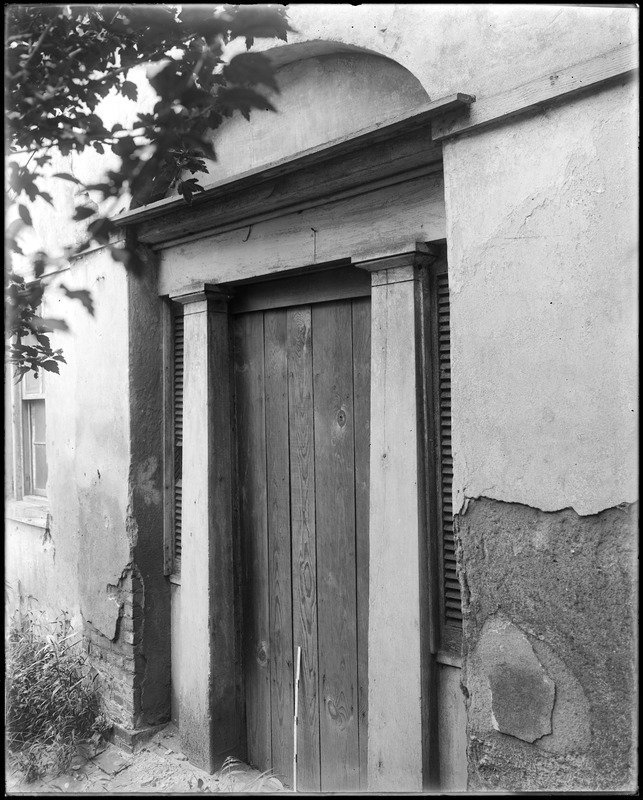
[173,310,184,572]
[436,272,461,641]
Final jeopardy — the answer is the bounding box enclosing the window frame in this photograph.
[6,364,50,530]
[6,296,51,524]
[20,369,48,498]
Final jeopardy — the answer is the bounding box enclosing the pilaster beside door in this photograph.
[170,284,240,773]
[355,243,439,793]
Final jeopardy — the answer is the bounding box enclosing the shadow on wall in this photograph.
[169,45,431,192]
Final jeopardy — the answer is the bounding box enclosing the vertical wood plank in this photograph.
[233,312,271,771]
[178,305,211,767]
[207,302,240,763]
[438,663,468,791]
[351,297,371,790]
[416,268,440,788]
[264,309,293,786]
[313,300,360,792]
[287,306,321,792]
[366,267,424,791]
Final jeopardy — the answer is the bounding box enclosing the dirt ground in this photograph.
[5,723,286,795]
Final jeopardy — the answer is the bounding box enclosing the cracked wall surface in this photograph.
[6,248,170,734]
[4,251,133,642]
[444,81,638,517]
[126,255,171,727]
[442,75,637,793]
[48,252,133,639]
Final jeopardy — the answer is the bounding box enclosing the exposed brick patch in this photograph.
[84,564,145,730]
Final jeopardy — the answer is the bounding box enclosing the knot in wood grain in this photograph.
[256,640,269,666]
[325,692,352,730]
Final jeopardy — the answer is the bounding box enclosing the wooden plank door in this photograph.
[233,293,370,792]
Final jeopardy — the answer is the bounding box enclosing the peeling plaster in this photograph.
[460,498,636,790]
[459,493,629,519]
[489,659,555,743]
[82,563,141,641]
[133,456,161,506]
[40,515,55,564]
[126,509,139,549]
[467,615,557,744]
[83,593,122,641]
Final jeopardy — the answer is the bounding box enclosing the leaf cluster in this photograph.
[6,611,110,783]
[4,269,68,380]
[5,4,293,377]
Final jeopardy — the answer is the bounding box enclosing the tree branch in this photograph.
[21,16,55,70]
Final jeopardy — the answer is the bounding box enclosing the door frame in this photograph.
[127,105,458,786]
[165,243,442,789]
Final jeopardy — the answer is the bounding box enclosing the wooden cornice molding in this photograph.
[354,242,441,275]
[170,283,233,310]
[113,94,473,247]
[433,43,637,142]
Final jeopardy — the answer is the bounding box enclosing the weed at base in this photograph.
[5,610,111,784]
[215,757,286,793]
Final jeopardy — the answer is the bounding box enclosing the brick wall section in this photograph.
[84,566,145,731]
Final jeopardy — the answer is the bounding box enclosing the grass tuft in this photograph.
[5,611,111,783]
[216,756,286,792]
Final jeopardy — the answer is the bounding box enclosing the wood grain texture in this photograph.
[157,174,446,295]
[233,312,271,771]
[234,288,371,788]
[432,43,638,141]
[312,300,360,792]
[176,308,211,769]
[351,297,371,791]
[287,306,321,792]
[134,127,442,247]
[206,304,238,759]
[413,267,439,789]
[437,663,468,792]
[263,310,294,786]
[367,273,424,791]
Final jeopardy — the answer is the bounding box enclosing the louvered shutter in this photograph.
[437,274,461,629]
[431,269,462,655]
[173,310,184,572]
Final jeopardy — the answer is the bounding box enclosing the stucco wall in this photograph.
[458,499,637,792]
[5,518,74,630]
[444,80,638,517]
[441,77,637,793]
[6,251,131,630]
[45,251,132,637]
[5,248,164,731]
[187,52,429,186]
[6,3,637,789]
[249,5,636,120]
[7,245,170,731]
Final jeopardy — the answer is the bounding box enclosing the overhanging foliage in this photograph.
[5,3,292,378]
